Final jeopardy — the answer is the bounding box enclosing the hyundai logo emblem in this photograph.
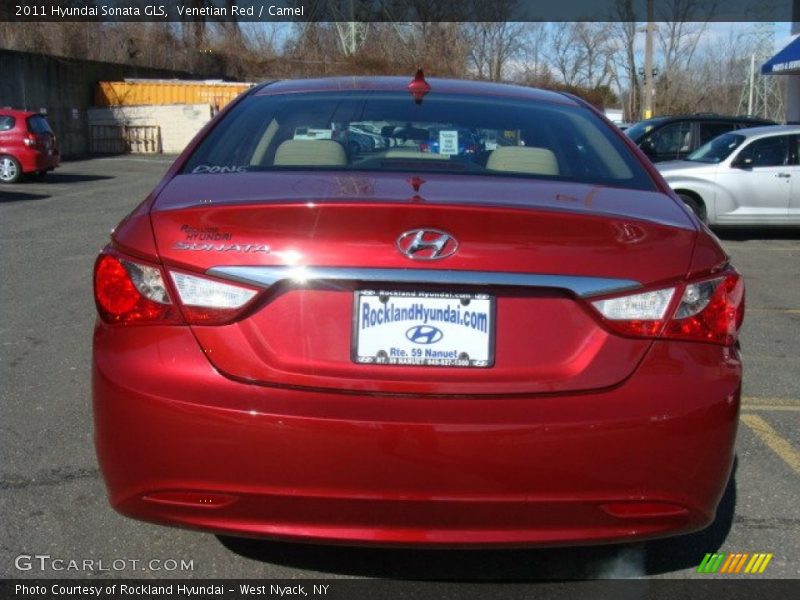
[396,229,458,260]
[405,325,444,345]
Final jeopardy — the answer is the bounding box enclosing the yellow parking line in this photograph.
[742,396,800,406]
[740,414,800,476]
[732,246,799,252]
[742,406,800,412]
[742,397,800,411]
[743,397,799,404]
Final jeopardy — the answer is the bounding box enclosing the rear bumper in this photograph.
[18,148,59,173]
[93,325,741,547]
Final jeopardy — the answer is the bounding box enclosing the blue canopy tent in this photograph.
[762,35,800,74]
[762,33,800,121]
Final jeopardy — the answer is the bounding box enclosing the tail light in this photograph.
[94,254,179,325]
[591,269,744,346]
[94,250,259,326]
[591,288,675,337]
[664,273,745,345]
[169,271,258,325]
[23,133,36,147]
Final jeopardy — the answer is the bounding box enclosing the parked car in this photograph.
[626,114,774,163]
[334,126,380,154]
[0,110,59,183]
[657,124,800,225]
[348,122,388,150]
[93,75,744,547]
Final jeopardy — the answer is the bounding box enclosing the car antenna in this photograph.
[408,67,431,105]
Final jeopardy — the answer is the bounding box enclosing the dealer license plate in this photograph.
[353,290,494,367]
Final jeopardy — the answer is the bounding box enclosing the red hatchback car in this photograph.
[93,76,744,547]
[0,110,60,183]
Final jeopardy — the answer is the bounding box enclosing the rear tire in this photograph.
[678,193,707,224]
[0,155,22,184]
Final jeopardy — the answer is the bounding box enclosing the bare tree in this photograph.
[610,0,641,120]
[465,22,529,81]
[379,22,470,77]
[547,23,617,89]
[548,23,585,87]
[654,0,715,114]
[514,23,550,83]
[577,23,616,88]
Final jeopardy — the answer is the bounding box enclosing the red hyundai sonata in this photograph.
[93,75,744,547]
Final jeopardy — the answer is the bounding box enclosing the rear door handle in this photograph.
[776,172,791,178]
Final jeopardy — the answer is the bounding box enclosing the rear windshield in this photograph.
[183,91,656,191]
[27,115,53,135]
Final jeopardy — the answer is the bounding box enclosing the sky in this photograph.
[772,20,795,49]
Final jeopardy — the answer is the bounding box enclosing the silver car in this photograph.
[657,124,800,225]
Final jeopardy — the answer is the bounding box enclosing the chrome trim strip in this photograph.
[207,266,641,298]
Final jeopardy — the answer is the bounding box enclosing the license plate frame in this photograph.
[352,290,495,368]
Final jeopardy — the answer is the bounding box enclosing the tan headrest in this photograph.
[273,139,347,166]
[486,146,559,175]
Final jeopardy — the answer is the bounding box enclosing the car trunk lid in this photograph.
[149,172,696,395]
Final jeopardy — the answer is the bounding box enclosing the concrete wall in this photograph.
[87,104,213,154]
[0,49,196,157]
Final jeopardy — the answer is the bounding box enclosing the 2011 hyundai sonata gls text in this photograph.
[92,75,744,547]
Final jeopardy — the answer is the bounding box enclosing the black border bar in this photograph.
[2,0,798,23]
[3,579,800,600]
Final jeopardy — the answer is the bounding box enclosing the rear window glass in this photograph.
[27,115,53,134]
[0,115,15,131]
[183,92,656,191]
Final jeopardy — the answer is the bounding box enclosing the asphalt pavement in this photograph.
[1,157,798,581]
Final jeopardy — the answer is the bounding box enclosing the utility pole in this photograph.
[737,23,782,120]
[748,54,755,115]
[643,0,655,119]
[333,0,368,56]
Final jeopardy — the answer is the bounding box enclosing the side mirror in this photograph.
[732,156,753,169]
